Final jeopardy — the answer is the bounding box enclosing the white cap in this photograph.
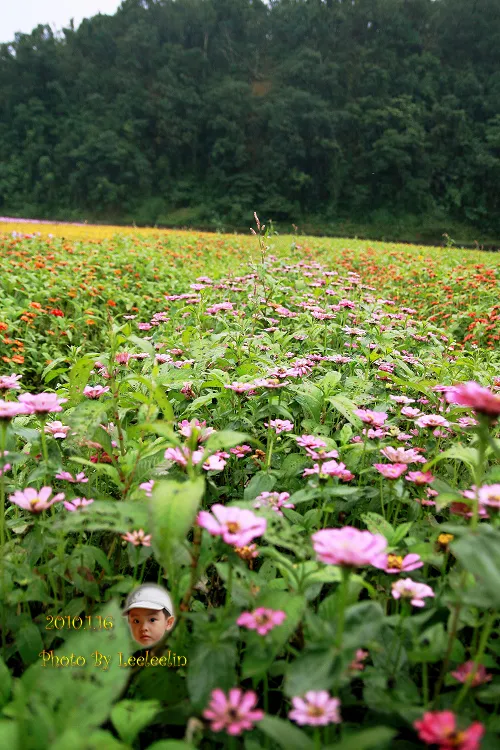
[122,584,174,617]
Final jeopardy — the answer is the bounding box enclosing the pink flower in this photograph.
[295,435,327,450]
[414,711,484,750]
[416,414,450,428]
[289,691,342,726]
[0,373,22,390]
[391,578,434,607]
[177,418,216,442]
[203,453,228,472]
[380,446,426,464]
[230,445,252,458]
[390,395,414,404]
[55,471,88,483]
[374,463,407,479]
[9,486,65,513]
[451,661,492,687]
[197,504,266,547]
[63,497,94,511]
[0,400,30,420]
[354,409,388,427]
[253,491,295,516]
[348,650,369,672]
[44,421,70,438]
[264,419,294,434]
[303,459,353,481]
[445,381,500,417]
[202,687,264,736]
[115,352,131,365]
[312,526,387,568]
[83,385,110,399]
[139,480,155,497]
[476,484,500,510]
[406,471,435,485]
[121,529,152,546]
[457,417,478,428]
[374,553,423,574]
[304,446,339,461]
[401,406,422,418]
[18,392,67,414]
[237,608,286,635]
[225,382,256,393]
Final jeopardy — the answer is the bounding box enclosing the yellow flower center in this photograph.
[226,522,240,533]
[387,554,403,569]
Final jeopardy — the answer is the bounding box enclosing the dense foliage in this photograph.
[1,0,500,240]
[1,222,500,749]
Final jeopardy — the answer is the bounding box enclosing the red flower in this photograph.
[49,308,64,317]
[414,711,484,750]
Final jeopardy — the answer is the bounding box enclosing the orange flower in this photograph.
[86,319,96,325]
[2,356,11,363]
[107,300,117,307]
[11,355,24,364]
[0,322,8,332]
[29,302,42,309]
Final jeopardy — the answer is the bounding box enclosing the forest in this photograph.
[1,0,500,241]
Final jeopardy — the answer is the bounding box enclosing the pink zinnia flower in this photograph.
[476,484,500,510]
[63,497,94,511]
[457,416,478,428]
[401,406,422,418]
[374,553,423,574]
[0,373,22,390]
[390,395,414,405]
[198,505,266,547]
[406,471,435,485]
[264,419,294,434]
[237,608,286,635]
[177,418,216,442]
[374,463,407,479]
[312,526,387,568]
[224,382,256,393]
[203,452,228,472]
[115,352,131,365]
[354,409,388,427]
[304,446,339,461]
[230,445,252,458]
[83,385,110,399]
[451,661,492,687]
[164,446,199,468]
[9,486,65,512]
[348,650,369,672]
[414,711,484,750]
[121,529,152,546]
[139,480,155,497]
[289,691,342,727]
[44,421,70,438]
[18,392,67,414]
[55,471,88,483]
[391,578,434,607]
[202,688,264,736]
[380,446,426,464]
[253,491,295,516]
[416,414,450,428]
[445,381,500,417]
[0,400,30,420]
[295,435,327,450]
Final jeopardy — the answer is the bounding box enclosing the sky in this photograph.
[1,1,123,44]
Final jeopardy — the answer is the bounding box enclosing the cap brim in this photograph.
[122,600,173,616]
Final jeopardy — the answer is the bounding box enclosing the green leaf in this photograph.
[17,622,44,665]
[423,446,478,474]
[284,649,336,697]
[204,430,252,454]
[0,721,18,749]
[0,658,12,709]
[149,478,205,583]
[127,335,156,358]
[360,512,394,540]
[390,522,413,547]
[152,386,175,421]
[187,642,237,711]
[111,700,161,745]
[328,395,361,426]
[323,726,396,749]
[450,527,500,608]
[244,471,276,501]
[69,457,122,485]
[258,715,314,750]
[146,742,197,750]
[68,356,96,406]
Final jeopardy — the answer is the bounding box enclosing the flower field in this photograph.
[1,218,500,750]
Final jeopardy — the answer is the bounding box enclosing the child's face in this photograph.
[127,607,175,646]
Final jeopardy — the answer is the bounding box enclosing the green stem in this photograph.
[335,568,350,649]
[314,727,321,750]
[225,562,233,611]
[453,611,497,710]
[0,420,7,660]
[422,662,429,707]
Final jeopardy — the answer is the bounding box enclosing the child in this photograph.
[122,584,176,647]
